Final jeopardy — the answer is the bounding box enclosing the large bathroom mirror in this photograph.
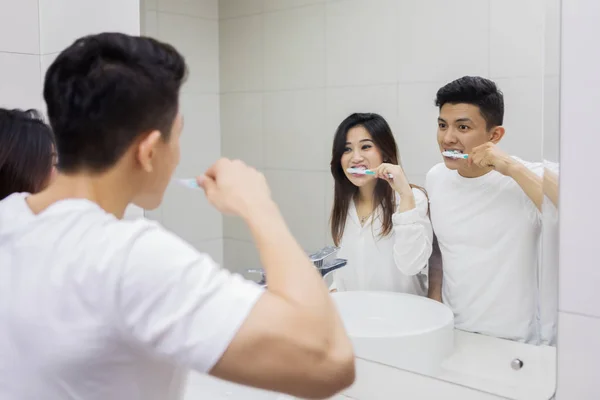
[141,0,560,398]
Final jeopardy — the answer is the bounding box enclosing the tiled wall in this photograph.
[141,0,224,265]
[0,0,44,111]
[0,0,143,218]
[555,0,600,398]
[219,0,545,275]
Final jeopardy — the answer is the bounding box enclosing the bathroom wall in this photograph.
[0,1,45,111]
[555,0,600,398]
[219,0,545,274]
[141,0,224,265]
[0,0,143,218]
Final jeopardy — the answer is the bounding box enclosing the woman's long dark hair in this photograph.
[329,113,426,246]
[0,108,55,200]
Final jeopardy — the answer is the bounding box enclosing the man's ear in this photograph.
[489,126,505,144]
[136,130,161,172]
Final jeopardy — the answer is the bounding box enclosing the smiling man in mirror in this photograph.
[426,76,545,343]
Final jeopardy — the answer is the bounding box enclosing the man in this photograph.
[426,76,543,343]
[0,33,354,399]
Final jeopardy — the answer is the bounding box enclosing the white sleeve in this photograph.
[114,225,264,373]
[392,188,433,276]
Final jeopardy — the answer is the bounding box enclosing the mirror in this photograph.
[142,0,559,398]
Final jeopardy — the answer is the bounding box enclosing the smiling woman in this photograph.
[328,112,433,294]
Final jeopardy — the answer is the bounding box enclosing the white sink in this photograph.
[331,291,454,375]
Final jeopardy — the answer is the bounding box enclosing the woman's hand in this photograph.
[374,163,411,195]
[375,163,416,212]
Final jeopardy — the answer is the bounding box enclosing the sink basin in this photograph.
[331,291,454,375]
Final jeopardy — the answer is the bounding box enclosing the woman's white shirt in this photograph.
[331,188,433,295]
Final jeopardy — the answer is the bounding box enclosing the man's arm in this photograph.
[543,167,559,208]
[201,160,355,399]
[470,143,543,211]
[427,233,443,302]
[507,161,543,211]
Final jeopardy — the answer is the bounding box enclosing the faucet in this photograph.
[246,246,347,288]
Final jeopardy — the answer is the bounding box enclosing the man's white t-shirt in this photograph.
[0,193,264,400]
[426,159,542,343]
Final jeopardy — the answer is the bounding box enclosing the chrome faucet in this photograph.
[246,246,347,288]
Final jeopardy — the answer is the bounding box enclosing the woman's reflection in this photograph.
[328,113,433,294]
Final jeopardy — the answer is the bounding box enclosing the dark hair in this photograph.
[329,113,426,246]
[43,32,187,173]
[0,108,56,200]
[435,76,504,129]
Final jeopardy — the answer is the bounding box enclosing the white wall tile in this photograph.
[223,238,262,276]
[543,75,560,163]
[160,183,223,247]
[224,214,253,242]
[0,53,43,111]
[557,0,600,395]
[177,93,221,175]
[144,207,163,223]
[407,174,427,189]
[219,15,263,92]
[220,93,264,167]
[323,171,334,246]
[264,0,326,12]
[219,0,263,19]
[144,0,158,11]
[0,0,40,54]
[397,81,446,177]
[39,53,60,113]
[556,312,600,400]
[38,0,140,55]
[263,4,326,90]
[195,238,224,266]
[158,0,218,19]
[490,0,544,78]
[494,77,544,162]
[264,170,327,252]
[325,84,398,138]
[558,0,600,320]
[544,0,561,77]
[158,13,219,94]
[397,0,489,83]
[143,10,158,36]
[325,0,398,87]
[263,89,327,170]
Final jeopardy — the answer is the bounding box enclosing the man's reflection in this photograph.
[427,76,544,343]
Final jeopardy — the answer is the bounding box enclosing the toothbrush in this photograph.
[347,168,393,179]
[442,150,468,159]
[175,178,201,189]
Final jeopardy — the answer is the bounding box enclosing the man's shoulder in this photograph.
[425,163,449,187]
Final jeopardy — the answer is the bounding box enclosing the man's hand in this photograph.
[468,142,516,176]
[198,158,273,219]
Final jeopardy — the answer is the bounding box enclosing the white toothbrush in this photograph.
[347,168,393,179]
[442,150,468,159]
[175,178,201,189]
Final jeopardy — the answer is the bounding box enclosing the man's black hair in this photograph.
[44,32,187,173]
[435,76,504,129]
